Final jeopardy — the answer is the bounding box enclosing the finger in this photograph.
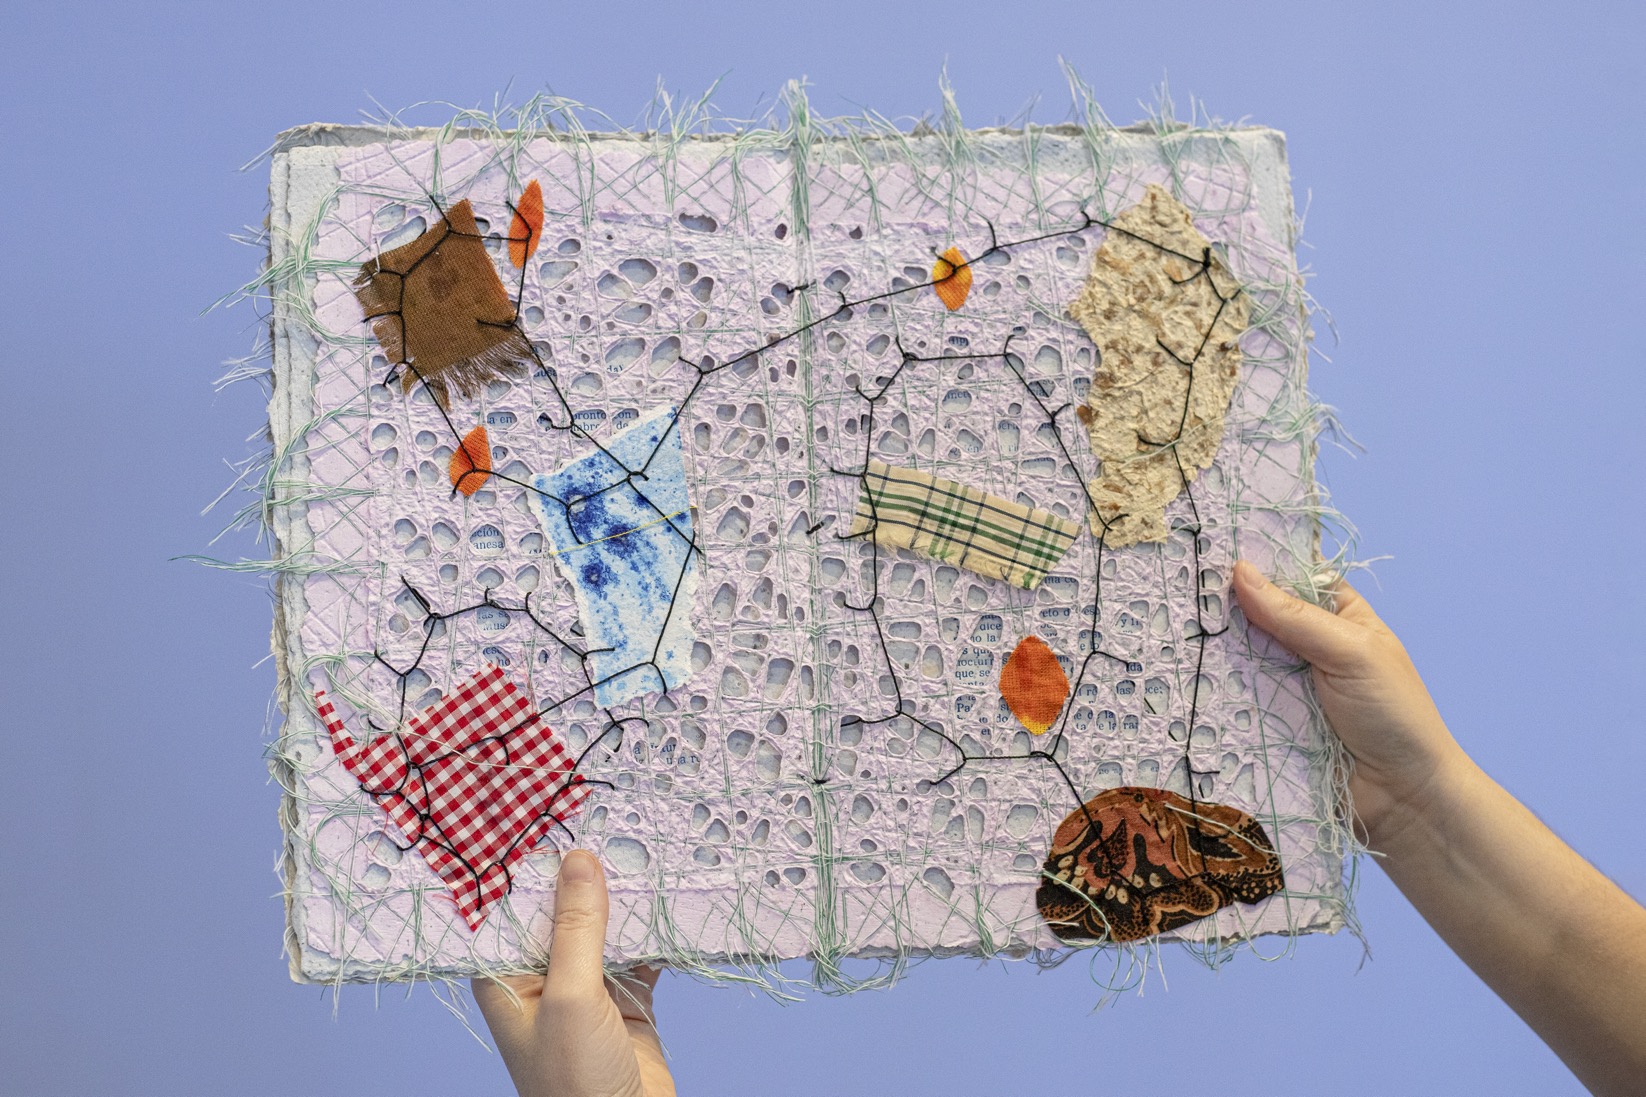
[624,964,662,990]
[1323,575,1383,628]
[542,849,610,1004]
[470,974,542,1047]
[610,964,662,999]
[1233,560,1369,671]
[611,966,670,1086]
[608,964,661,1023]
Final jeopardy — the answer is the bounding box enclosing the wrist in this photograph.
[1360,739,1480,862]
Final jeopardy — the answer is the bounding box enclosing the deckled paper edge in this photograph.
[265,123,1338,983]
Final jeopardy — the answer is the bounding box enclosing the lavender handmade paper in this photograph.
[262,103,1351,982]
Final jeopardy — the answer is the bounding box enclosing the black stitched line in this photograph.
[827,232,1241,849]
[361,194,1242,910]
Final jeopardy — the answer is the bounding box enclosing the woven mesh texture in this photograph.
[243,86,1358,987]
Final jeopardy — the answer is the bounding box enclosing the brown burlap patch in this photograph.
[352,199,531,407]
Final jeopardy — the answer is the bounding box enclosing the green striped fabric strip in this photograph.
[847,459,1080,590]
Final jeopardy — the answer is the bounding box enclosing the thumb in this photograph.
[542,849,610,1003]
[1233,560,1368,673]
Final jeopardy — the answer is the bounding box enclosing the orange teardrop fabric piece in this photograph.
[932,246,972,311]
[449,424,492,496]
[508,180,543,268]
[999,636,1070,735]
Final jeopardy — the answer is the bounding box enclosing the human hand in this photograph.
[1230,561,1466,852]
[1236,560,1646,1093]
[472,850,674,1097]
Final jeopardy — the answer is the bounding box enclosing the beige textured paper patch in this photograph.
[1070,185,1249,547]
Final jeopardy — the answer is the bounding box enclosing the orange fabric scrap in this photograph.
[999,636,1070,735]
[931,246,973,311]
[449,424,492,496]
[509,180,544,268]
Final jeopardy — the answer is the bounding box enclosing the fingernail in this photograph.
[1236,560,1270,589]
[560,849,598,885]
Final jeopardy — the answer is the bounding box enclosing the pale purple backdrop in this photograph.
[2,2,1641,1094]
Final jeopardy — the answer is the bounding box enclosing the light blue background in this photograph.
[2,2,1641,1094]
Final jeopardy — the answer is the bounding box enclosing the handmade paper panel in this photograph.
[262,102,1349,982]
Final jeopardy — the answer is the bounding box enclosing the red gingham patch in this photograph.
[316,665,589,929]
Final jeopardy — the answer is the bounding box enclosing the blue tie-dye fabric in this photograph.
[531,407,699,708]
